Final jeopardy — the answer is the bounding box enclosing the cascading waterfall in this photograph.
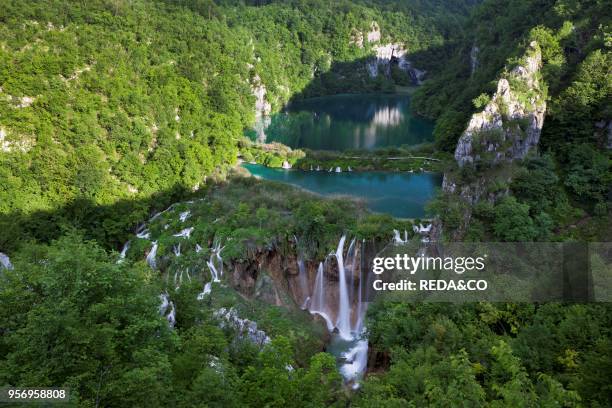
[207,242,224,282]
[179,210,191,222]
[173,227,194,239]
[309,262,334,331]
[136,229,151,240]
[118,241,130,263]
[297,258,310,309]
[305,234,370,387]
[392,229,409,244]
[198,241,224,299]
[159,292,176,328]
[335,235,352,340]
[0,252,13,270]
[146,241,158,269]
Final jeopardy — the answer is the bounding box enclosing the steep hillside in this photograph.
[0,0,473,250]
[418,0,611,240]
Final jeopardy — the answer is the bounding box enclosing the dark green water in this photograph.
[249,94,434,151]
[243,163,441,218]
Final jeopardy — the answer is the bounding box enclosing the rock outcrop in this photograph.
[454,41,546,168]
[251,73,272,142]
[439,41,547,239]
[366,42,426,84]
[0,127,35,153]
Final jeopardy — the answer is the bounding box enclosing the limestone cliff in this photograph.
[366,42,426,84]
[439,41,547,239]
[454,41,546,168]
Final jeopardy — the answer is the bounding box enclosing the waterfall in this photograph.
[159,293,169,315]
[346,238,356,314]
[136,229,151,240]
[304,234,371,387]
[146,241,158,269]
[179,210,191,222]
[173,243,181,257]
[335,235,352,340]
[159,293,176,328]
[392,229,409,244]
[0,252,13,270]
[173,227,194,239]
[198,241,224,299]
[297,258,310,308]
[118,241,130,263]
[197,282,212,300]
[207,242,224,282]
[309,262,334,331]
[335,166,342,173]
[340,340,368,384]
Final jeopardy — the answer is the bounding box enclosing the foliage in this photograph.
[359,301,610,406]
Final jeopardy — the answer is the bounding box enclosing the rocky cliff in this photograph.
[438,41,547,238]
[454,41,546,168]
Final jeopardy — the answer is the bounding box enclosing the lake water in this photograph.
[249,93,434,151]
[243,163,441,219]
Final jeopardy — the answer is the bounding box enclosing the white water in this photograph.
[392,229,409,244]
[136,229,151,239]
[335,235,352,340]
[197,282,212,300]
[207,242,224,282]
[118,241,130,263]
[146,241,158,269]
[198,241,225,299]
[297,258,310,307]
[305,235,370,386]
[309,262,335,331]
[173,227,194,239]
[340,339,369,384]
[159,293,176,328]
[0,252,13,270]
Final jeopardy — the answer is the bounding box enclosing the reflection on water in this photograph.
[243,163,441,218]
[248,94,434,151]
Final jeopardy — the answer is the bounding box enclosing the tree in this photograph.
[0,234,175,406]
[493,197,538,241]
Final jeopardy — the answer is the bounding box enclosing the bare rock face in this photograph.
[454,42,546,168]
[251,73,272,142]
[252,74,271,117]
[0,127,35,153]
[366,42,426,84]
[366,21,381,43]
[440,42,546,239]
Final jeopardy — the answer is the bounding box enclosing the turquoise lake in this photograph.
[243,163,441,218]
[249,93,434,151]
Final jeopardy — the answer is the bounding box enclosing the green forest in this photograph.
[0,0,610,407]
